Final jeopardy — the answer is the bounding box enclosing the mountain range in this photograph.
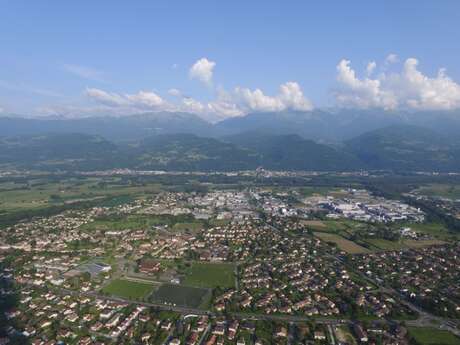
[2,109,460,143]
[1,110,460,172]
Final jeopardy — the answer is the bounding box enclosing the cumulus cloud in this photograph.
[181,97,206,114]
[366,61,377,76]
[189,58,216,85]
[335,60,397,109]
[85,88,128,107]
[335,57,460,111]
[168,88,182,97]
[400,58,460,110]
[233,82,313,113]
[83,80,313,121]
[278,82,314,111]
[86,88,167,110]
[125,90,165,108]
[385,53,399,64]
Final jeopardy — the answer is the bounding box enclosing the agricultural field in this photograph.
[296,186,347,197]
[182,262,235,288]
[366,238,406,251]
[397,222,454,240]
[314,232,370,254]
[305,219,366,235]
[415,183,460,200]
[172,221,204,233]
[101,279,157,299]
[300,220,327,230]
[0,177,162,215]
[151,284,209,308]
[403,239,446,248]
[357,237,445,252]
[408,327,460,345]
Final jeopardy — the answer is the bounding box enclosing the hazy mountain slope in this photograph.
[0,112,213,141]
[3,109,460,143]
[224,131,363,170]
[346,125,460,171]
[2,125,460,172]
[131,134,260,171]
[214,109,460,142]
[0,133,125,170]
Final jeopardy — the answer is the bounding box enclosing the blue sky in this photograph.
[1,1,460,120]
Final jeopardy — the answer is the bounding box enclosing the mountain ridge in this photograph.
[1,124,459,172]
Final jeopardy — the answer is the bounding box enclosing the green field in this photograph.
[416,183,460,200]
[0,177,161,215]
[297,186,344,197]
[172,221,204,232]
[151,284,209,308]
[408,327,460,345]
[314,232,370,254]
[80,213,200,232]
[389,222,458,241]
[182,262,235,288]
[101,279,156,299]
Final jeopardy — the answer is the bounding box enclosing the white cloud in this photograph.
[125,90,165,108]
[366,61,377,76]
[85,88,128,107]
[335,59,397,109]
[168,88,182,97]
[385,53,399,64]
[278,82,314,111]
[63,64,105,82]
[181,97,206,114]
[82,80,313,121]
[234,87,284,112]
[86,88,167,110]
[0,107,4,113]
[233,82,313,113]
[400,58,460,110]
[189,58,216,85]
[335,57,460,111]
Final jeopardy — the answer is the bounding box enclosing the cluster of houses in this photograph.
[351,243,460,318]
[1,186,459,344]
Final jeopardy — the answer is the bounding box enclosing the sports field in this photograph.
[151,284,209,308]
[183,262,235,288]
[408,327,460,345]
[101,279,156,299]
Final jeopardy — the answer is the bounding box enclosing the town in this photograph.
[1,175,460,345]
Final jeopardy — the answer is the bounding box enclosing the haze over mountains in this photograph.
[1,109,460,172]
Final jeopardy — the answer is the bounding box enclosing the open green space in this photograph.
[297,186,346,197]
[314,232,370,254]
[366,238,406,251]
[416,183,460,200]
[307,219,367,235]
[172,221,204,232]
[396,222,454,240]
[182,262,235,288]
[151,283,209,308]
[80,213,200,232]
[0,177,162,215]
[101,279,156,299]
[408,327,460,345]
